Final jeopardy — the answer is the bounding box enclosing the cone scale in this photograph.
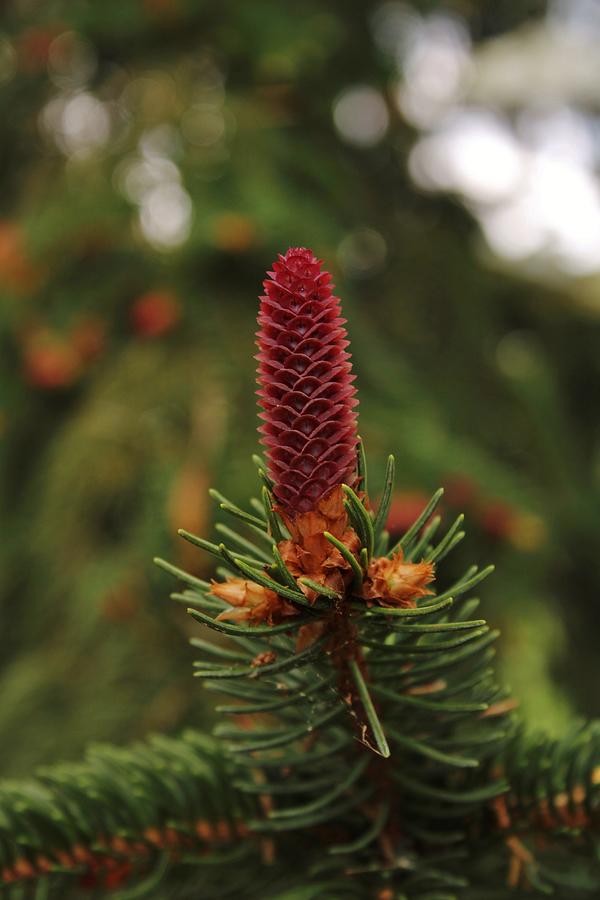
[256,247,359,514]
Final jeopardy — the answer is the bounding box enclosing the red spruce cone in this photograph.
[256,247,358,514]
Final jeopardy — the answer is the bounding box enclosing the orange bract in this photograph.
[362,551,435,608]
[209,487,435,622]
[278,485,360,601]
[211,579,297,625]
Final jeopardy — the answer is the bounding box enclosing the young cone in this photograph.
[256,247,358,514]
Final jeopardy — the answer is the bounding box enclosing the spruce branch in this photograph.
[155,473,517,897]
[155,248,600,897]
[0,732,257,897]
[3,247,600,899]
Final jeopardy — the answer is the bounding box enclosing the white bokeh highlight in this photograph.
[333,85,389,148]
[40,91,111,158]
[139,182,193,250]
[372,0,600,277]
[409,111,524,204]
[395,11,471,129]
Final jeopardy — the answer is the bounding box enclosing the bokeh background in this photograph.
[1,0,599,777]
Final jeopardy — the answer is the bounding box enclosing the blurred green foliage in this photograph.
[0,0,599,776]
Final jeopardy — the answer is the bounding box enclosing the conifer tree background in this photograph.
[0,0,600,869]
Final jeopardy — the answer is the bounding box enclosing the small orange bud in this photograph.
[362,551,435,608]
[143,827,163,847]
[212,578,296,625]
[73,843,94,863]
[12,858,35,879]
[196,820,214,841]
[109,836,130,855]
[251,650,277,668]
